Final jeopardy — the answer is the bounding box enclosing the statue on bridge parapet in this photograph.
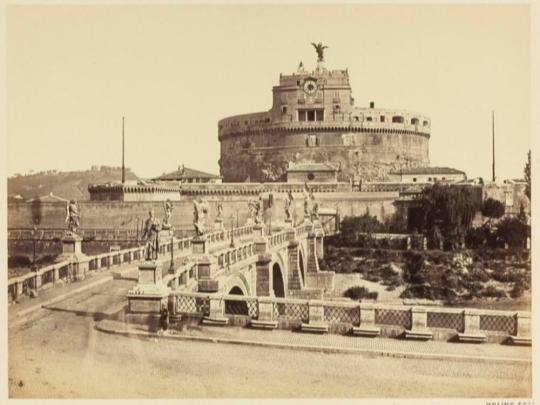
[162,199,173,230]
[65,200,80,236]
[303,183,311,220]
[254,194,264,225]
[142,209,161,261]
[284,191,294,223]
[247,197,263,225]
[193,197,209,237]
[310,191,320,222]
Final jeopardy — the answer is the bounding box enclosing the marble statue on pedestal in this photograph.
[142,209,161,261]
[193,198,209,236]
[65,200,80,236]
[285,191,294,222]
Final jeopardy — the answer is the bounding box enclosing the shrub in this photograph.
[496,217,530,248]
[482,198,505,220]
[510,280,526,299]
[482,286,507,299]
[343,286,378,301]
[8,256,32,268]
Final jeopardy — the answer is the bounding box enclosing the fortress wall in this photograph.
[8,192,398,232]
[220,130,429,182]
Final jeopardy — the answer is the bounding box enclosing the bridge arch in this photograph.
[272,262,285,298]
[224,282,249,316]
[298,247,306,286]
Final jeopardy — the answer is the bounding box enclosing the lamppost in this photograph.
[31,224,38,271]
[169,226,175,272]
[230,214,235,248]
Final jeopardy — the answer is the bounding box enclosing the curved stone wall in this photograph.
[219,122,429,182]
[218,63,431,182]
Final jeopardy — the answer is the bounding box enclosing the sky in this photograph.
[6,4,531,181]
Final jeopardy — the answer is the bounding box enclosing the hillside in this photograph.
[8,167,138,201]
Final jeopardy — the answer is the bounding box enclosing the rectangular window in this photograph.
[298,109,324,122]
[380,116,385,122]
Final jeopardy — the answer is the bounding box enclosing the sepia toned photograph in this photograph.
[3,1,536,401]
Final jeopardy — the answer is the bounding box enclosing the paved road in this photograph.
[8,278,532,398]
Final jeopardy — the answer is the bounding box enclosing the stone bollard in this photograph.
[251,298,278,329]
[405,307,432,340]
[509,312,531,345]
[352,303,380,337]
[202,296,228,326]
[457,309,486,342]
[301,300,328,333]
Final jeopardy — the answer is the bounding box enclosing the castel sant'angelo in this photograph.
[218,43,431,183]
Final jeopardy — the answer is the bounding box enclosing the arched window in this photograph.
[411,118,419,125]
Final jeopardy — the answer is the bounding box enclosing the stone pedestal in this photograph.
[284,218,293,228]
[509,312,531,345]
[202,296,229,326]
[58,234,89,282]
[457,309,487,343]
[352,304,380,337]
[251,299,278,329]
[405,307,433,340]
[301,300,329,333]
[214,219,224,230]
[197,256,219,293]
[127,261,170,314]
[191,236,208,255]
[253,224,266,237]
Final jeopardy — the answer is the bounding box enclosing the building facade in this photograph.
[218,55,431,183]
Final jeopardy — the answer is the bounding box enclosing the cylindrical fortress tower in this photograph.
[218,55,430,183]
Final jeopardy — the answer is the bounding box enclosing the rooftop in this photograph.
[390,167,465,176]
[154,166,222,181]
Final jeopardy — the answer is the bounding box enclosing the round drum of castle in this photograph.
[218,63,430,183]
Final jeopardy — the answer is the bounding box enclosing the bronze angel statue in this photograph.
[311,42,328,62]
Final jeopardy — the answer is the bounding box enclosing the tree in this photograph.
[481,198,505,222]
[410,184,481,250]
[339,213,384,246]
[524,150,531,200]
[496,217,530,248]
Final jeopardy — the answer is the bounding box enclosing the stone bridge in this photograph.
[128,219,335,312]
[189,221,334,300]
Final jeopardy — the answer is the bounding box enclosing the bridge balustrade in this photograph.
[170,291,530,343]
[8,235,192,303]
